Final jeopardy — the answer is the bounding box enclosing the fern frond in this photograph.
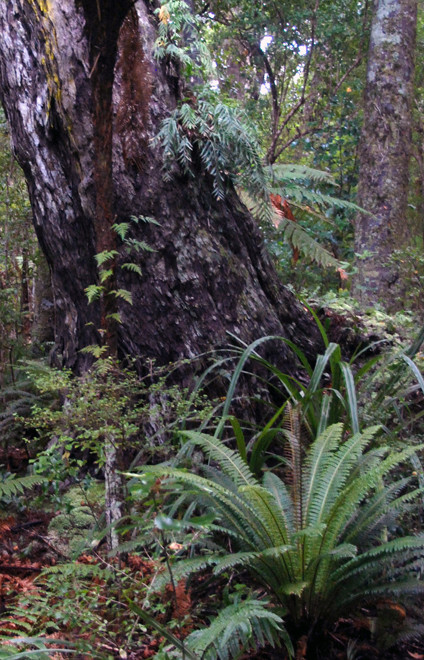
[155,94,271,218]
[149,554,218,591]
[271,164,338,186]
[130,214,161,226]
[343,477,413,545]
[185,599,291,660]
[84,284,103,303]
[273,211,341,269]
[99,268,113,283]
[124,238,155,253]
[112,289,133,304]
[0,475,46,498]
[111,222,130,240]
[211,545,292,575]
[307,426,380,526]
[121,262,143,277]
[129,467,265,549]
[181,430,257,487]
[303,423,344,524]
[324,443,424,553]
[334,535,424,582]
[37,561,110,581]
[240,485,291,550]
[262,472,295,536]
[94,250,118,266]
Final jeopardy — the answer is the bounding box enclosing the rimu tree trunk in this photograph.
[0,0,319,378]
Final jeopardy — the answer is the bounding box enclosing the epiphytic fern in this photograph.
[155,102,361,270]
[154,93,269,212]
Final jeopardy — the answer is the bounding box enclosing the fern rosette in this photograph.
[130,421,424,653]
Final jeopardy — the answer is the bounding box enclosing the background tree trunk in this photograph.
[353,0,417,308]
[0,0,319,377]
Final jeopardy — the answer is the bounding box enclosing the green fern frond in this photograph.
[124,238,155,253]
[185,598,292,660]
[211,545,292,575]
[130,214,161,226]
[262,472,295,536]
[303,423,344,524]
[155,94,271,217]
[307,426,380,526]
[129,466,264,548]
[106,312,122,323]
[273,212,341,269]
[111,288,133,304]
[94,250,118,267]
[148,554,219,591]
[181,430,257,487]
[334,535,424,581]
[121,262,143,277]
[0,474,46,498]
[271,164,338,186]
[240,485,291,550]
[111,222,130,240]
[344,477,414,544]
[84,284,103,303]
[325,443,424,552]
[37,561,110,581]
[99,268,113,283]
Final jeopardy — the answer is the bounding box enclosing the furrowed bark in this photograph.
[0,0,320,376]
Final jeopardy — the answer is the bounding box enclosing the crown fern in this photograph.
[133,419,424,646]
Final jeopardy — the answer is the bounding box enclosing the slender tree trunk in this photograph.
[0,0,320,380]
[353,0,417,308]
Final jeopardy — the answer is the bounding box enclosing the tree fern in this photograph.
[271,212,341,269]
[270,163,363,213]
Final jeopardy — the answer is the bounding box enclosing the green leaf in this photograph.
[84,284,103,303]
[121,263,143,277]
[99,268,113,283]
[111,289,133,304]
[230,416,247,463]
[154,514,183,531]
[106,312,122,324]
[94,250,118,266]
[339,362,359,434]
[112,222,130,240]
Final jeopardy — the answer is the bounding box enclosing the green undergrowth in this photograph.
[2,319,424,658]
[314,291,417,346]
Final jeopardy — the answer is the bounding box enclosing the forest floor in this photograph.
[1,501,424,660]
[1,306,424,659]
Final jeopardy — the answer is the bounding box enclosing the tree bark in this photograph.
[353,0,417,308]
[0,0,319,378]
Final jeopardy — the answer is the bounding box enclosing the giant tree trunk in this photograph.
[353,0,417,308]
[0,0,319,377]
